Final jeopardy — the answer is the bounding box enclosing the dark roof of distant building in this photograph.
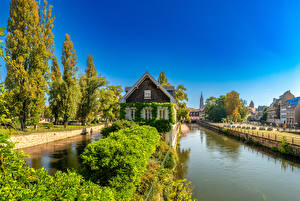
[163,86,175,90]
[189,107,205,112]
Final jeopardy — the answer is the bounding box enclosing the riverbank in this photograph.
[9,125,105,149]
[199,121,300,159]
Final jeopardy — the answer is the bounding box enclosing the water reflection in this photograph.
[23,133,102,175]
[177,124,300,201]
[176,147,191,179]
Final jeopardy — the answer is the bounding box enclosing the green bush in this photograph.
[149,119,172,133]
[164,152,176,169]
[0,133,115,200]
[39,122,54,129]
[280,137,294,155]
[101,119,137,137]
[81,125,160,200]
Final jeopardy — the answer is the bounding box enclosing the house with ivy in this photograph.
[119,72,177,124]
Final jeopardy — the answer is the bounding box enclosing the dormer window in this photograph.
[144,90,151,99]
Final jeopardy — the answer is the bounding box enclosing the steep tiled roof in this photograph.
[119,72,177,104]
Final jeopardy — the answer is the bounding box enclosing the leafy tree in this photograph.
[225,91,241,122]
[177,102,191,123]
[42,106,52,120]
[97,85,122,122]
[176,84,188,103]
[260,107,268,122]
[0,27,5,65]
[175,84,190,122]
[49,56,63,124]
[77,55,106,125]
[5,0,54,130]
[205,96,226,122]
[239,99,249,121]
[158,72,171,86]
[61,34,81,128]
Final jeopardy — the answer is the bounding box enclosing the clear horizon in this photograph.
[1,0,300,108]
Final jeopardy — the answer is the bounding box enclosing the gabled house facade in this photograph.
[119,72,177,123]
[267,90,294,124]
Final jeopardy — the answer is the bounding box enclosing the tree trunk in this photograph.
[64,122,67,129]
[20,118,25,131]
[54,114,58,125]
[34,125,37,130]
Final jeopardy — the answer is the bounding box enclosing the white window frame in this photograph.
[131,108,136,120]
[145,108,152,120]
[144,90,151,99]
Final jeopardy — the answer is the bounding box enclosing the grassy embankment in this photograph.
[0,123,103,135]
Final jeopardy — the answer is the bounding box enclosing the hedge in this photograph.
[81,125,160,200]
[101,119,137,137]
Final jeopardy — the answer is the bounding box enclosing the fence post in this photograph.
[292,137,294,144]
[275,134,277,141]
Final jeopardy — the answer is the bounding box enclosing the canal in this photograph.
[23,125,300,201]
[177,124,300,201]
[23,132,102,175]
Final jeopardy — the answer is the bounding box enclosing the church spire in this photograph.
[200,92,204,109]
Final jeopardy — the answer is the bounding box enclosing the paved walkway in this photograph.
[211,123,300,146]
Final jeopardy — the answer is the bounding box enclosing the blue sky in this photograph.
[1,0,300,108]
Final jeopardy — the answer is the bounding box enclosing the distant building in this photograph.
[281,97,300,126]
[249,100,254,109]
[200,92,204,109]
[256,106,267,121]
[267,90,294,124]
[189,92,205,121]
[189,108,205,121]
[248,100,256,120]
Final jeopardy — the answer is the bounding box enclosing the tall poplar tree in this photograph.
[77,55,106,125]
[61,34,81,128]
[49,56,63,124]
[5,0,54,130]
[158,72,171,86]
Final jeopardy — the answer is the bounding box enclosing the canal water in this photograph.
[23,132,102,175]
[177,124,300,201]
[23,125,300,201]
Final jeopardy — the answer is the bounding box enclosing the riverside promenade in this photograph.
[211,122,300,146]
[199,121,300,156]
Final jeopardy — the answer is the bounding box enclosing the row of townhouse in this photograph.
[266,90,300,126]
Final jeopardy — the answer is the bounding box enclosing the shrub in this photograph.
[101,119,137,137]
[149,119,172,133]
[164,151,176,169]
[39,122,54,129]
[81,125,160,200]
[280,137,293,155]
[0,133,115,200]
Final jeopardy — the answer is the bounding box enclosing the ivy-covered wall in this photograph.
[120,102,176,124]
